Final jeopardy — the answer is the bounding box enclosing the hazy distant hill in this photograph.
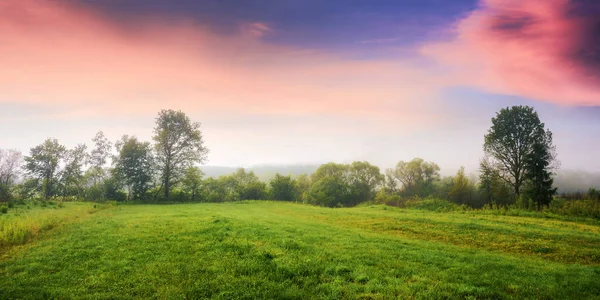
[201,165,600,193]
[201,164,320,181]
[554,170,600,193]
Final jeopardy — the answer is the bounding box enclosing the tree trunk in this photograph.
[164,162,171,200]
[164,180,169,200]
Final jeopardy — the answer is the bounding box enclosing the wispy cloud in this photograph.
[0,0,448,129]
[422,0,600,106]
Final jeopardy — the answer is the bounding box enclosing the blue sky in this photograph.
[0,0,598,175]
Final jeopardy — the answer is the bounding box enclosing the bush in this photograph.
[0,184,12,203]
[405,198,468,212]
[552,199,600,219]
[1,206,8,214]
[374,190,404,207]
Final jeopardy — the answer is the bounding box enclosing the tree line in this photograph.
[0,109,207,203]
[1,106,598,211]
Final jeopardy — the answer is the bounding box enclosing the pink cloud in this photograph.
[422,0,600,105]
[0,0,447,133]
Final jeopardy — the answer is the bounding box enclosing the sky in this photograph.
[1,0,599,175]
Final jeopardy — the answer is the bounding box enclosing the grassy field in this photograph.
[1,201,599,299]
[0,201,111,250]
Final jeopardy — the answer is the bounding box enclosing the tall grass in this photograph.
[377,197,600,225]
[0,201,114,249]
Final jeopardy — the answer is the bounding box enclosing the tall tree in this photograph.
[295,174,311,203]
[478,157,513,206]
[153,110,208,199]
[231,169,266,200]
[269,173,297,201]
[24,138,66,199]
[484,106,556,197]
[182,167,204,201]
[388,158,440,196]
[524,129,557,210]
[114,135,155,200]
[450,167,470,205]
[0,149,23,186]
[309,163,353,207]
[348,161,383,203]
[58,144,88,198]
[479,158,498,205]
[88,131,112,185]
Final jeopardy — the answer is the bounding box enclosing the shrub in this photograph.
[405,198,468,212]
[1,206,8,214]
[374,190,404,207]
[553,199,600,219]
[0,184,12,203]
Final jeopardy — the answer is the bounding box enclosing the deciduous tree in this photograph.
[153,110,208,199]
[0,149,23,186]
[58,144,88,198]
[484,106,557,199]
[388,158,440,196]
[24,138,66,199]
[114,135,155,200]
[182,167,204,201]
[269,173,296,201]
[348,161,383,204]
[88,131,112,186]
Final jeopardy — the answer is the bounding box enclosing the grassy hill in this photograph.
[1,201,599,299]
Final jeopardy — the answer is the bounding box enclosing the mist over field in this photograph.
[200,165,600,193]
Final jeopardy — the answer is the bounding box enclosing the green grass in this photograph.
[1,201,599,299]
[0,201,112,250]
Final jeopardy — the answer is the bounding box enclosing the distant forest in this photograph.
[1,107,599,218]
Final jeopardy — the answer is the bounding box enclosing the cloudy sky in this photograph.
[1,0,599,174]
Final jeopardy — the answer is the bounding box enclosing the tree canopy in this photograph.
[483,105,557,208]
[24,139,66,199]
[153,109,209,199]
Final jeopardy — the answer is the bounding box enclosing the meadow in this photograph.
[1,201,599,299]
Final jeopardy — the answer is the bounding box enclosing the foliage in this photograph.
[387,158,440,197]
[228,169,267,200]
[404,198,466,212]
[57,144,88,199]
[309,174,352,207]
[0,149,23,186]
[549,198,600,219]
[373,190,403,207]
[87,131,112,187]
[478,157,513,206]
[524,132,557,210]
[347,161,383,203]
[450,167,470,205]
[23,138,67,200]
[181,167,204,201]
[114,135,155,200]
[153,109,209,199]
[294,174,311,203]
[269,173,296,201]
[484,105,557,198]
[0,184,12,203]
